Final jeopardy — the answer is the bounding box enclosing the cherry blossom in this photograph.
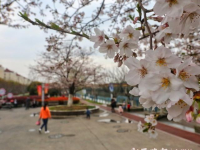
[99,40,118,58]
[167,93,193,122]
[119,40,137,56]
[144,114,154,123]
[180,2,200,36]
[176,57,200,91]
[192,0,200,5]
[139,73,184,104]
[155,27,177,44]
[125,58,154,86]
[153,0,189,18]
[145,46,181,72]
[151,119,158,126]
[120,25,141,42]
[90,28,105,48]
[148,129,158,138]
[139,97,156,109]
[137,121,144,133]
[129,87,140,96]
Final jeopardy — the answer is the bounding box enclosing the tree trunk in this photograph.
[68,82,75,107]
[68,94,73,107]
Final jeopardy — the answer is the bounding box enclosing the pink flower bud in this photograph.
[196,114,200,124]
[133,17,138,24]
[114,53,119,62]
[186,110,194,122]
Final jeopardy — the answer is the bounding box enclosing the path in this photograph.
[0,107,199,150]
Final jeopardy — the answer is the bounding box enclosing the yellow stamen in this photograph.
[139,67,148,78]
[168,0,178,7]
[165,33,172,36]
[179,71,190,81]
[161,78,170,89]
[189,12,200,23]
[156,58,167,66]
[107,45,112,50]
[175,99,187,108]
[128,33,133,39]
[123,43,129,49]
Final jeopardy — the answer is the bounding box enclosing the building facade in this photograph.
[0,65,4,79]
[0,65,31,85]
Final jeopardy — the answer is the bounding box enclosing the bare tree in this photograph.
[107,66,128,83]
[18,0,200,68]
[0,0,44,28]
[32,47,104,106]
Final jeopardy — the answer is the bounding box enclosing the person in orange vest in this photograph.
[38,103,51,133]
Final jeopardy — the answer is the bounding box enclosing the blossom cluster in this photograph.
[154,0,200,43]
[89,0,200,123]
[138,114,158,138]
[90,25,140,66]
[126,46,200,122]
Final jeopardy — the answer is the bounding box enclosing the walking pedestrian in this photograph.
[25,97,30,110]
[33,99,36,108]
[122,101,126,111]
[127,102,131,112]
[111,98,115,113]
[118,105,123,115]
[38,103,51,134]
[86,108,91,119]
[14,99,18,108]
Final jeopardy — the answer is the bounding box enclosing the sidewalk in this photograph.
[81,99,200,145]
[0,107,200,150]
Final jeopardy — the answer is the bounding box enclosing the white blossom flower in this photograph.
[145,46,181,72]
[150,119,158,126]
[119,40,137,56]
[120,25,140,42]
[112,33,121,43]
[155,27,178,43]
[139,73,183,104]
[167,100,191,122]
[125,58,154,86]
[192,0,200,5]
[90,28,105,48]
[176,57,200,91]
[166,88,193,122]
[148,129,158,138]
[129,87,139,96]
[153,0,189,18]
[139,97,156,109]
[179,2,200,36]
[99,40,118,58]
[137,121,144,132]
[144,115,154,123]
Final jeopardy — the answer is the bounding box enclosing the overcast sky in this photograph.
[0,0,119,79]
[0,0,154,79]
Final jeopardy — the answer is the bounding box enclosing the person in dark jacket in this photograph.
[111,98,116,113]
[25,97,30,110]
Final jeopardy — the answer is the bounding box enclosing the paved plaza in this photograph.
[0,107,200,150]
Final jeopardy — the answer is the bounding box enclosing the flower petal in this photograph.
[184,76,199,91]
[125,69,140,86]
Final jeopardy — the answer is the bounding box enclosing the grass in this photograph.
[49,105,95,111]
[85,99,103,104]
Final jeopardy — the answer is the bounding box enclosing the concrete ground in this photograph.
[0,108,200,150]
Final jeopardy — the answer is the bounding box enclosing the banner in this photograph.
[44,84,49,94]
[37,85,42,96]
